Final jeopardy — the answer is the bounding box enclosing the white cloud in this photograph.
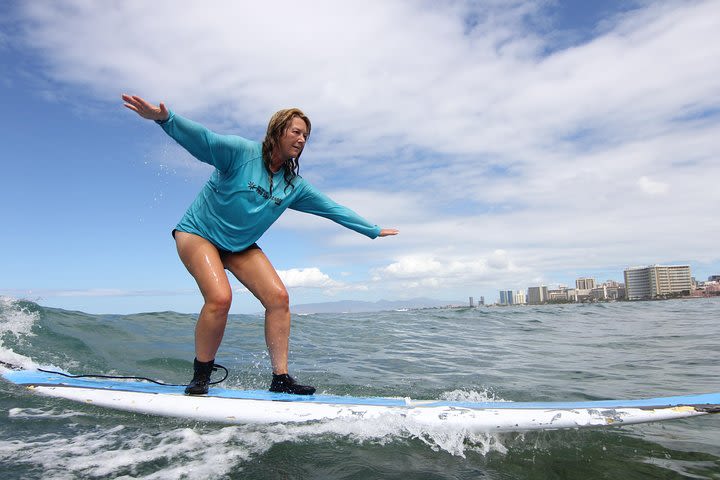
[370,250,525,293]
[637,176,669,195]
[274,268,370,296]
[277,268,338,289]
[487,250,510,270]
[379,256,445,278]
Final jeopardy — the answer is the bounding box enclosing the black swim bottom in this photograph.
[171,229,261,255]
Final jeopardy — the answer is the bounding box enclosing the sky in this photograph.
[1,0,718,314]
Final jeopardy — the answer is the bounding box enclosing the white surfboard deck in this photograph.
[3,370,719,432]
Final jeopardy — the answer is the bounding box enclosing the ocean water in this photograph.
[0,296,719,479]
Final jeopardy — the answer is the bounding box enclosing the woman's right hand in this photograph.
[122,94,169,122]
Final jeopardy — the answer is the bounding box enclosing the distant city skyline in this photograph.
[490,264,716,305]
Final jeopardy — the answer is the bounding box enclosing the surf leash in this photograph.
[1,360,228,387]
[0,360,21,370]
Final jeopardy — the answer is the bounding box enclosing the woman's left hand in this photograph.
[379,229,399,237]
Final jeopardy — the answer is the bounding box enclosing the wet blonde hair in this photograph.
[262,108,311,192]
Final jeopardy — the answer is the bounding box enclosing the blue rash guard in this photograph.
[158,111,381,252]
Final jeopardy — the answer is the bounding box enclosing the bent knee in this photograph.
[204,291,233,314]
[263,288,289,312]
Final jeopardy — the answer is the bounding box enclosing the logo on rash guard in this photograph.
[248,182,282,205]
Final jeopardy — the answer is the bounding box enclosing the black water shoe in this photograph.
[185,358,215,395]
[269,373,316,395]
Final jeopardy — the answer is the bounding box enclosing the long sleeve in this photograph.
[289,181,381,239]
[158,111,254,172]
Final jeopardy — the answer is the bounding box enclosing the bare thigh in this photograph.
[222,248,288,308]
[174,231,232,305]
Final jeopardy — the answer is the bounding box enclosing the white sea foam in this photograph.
[262,414,511,458]
[0,297,40,371]
[0,424,269,479]
[8,407,91,420]
[440,388,509,403]
[0,414,512,479]
[68,427,257,479]
[0,296,37,338]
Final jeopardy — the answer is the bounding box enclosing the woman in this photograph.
[122,94,398,395]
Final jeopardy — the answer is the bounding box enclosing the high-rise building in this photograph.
[469,297,474,307]
[576,278,596,290]
[624,265,692,300]
[653,265,692,296]
[548,288,569,302]
[498,290,514,305]
[624,267,652,299]
[527,286,548,305]
[591,285,608,300]
[513,290,526,305]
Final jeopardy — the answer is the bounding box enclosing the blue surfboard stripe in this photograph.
[4,370,720,410]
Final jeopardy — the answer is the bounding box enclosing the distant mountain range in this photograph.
[290,297,463,314]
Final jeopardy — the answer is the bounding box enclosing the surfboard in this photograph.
[3,369,719,432]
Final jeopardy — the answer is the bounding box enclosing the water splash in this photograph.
[0,297,40,371]
[0,424,256,480]
[440,388,509,403]
[8,407,92,420]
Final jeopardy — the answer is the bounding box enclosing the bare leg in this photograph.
[222,248,291,374]
[174,231,232,362]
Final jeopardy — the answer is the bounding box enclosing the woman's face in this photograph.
[277,117,309,161]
